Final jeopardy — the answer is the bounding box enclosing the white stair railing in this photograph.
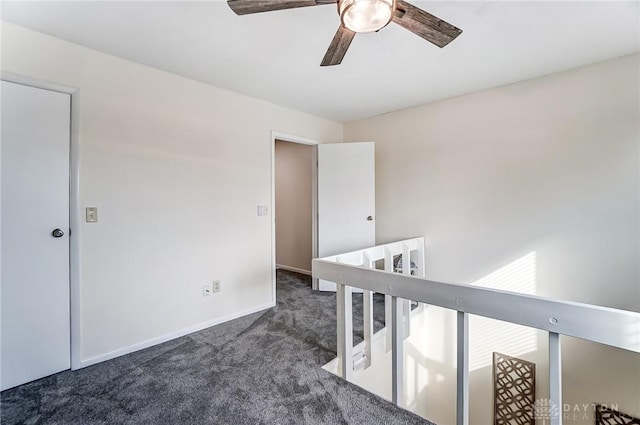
[312,237,640,425]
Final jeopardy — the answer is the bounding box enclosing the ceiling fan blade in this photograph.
[228,0,335,15]
[392,0,462,48]
[321,25,356,66]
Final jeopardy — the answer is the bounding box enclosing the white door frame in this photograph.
[1,71,82,371]
[270,131,320,300]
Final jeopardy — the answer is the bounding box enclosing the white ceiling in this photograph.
[2,1,639,122]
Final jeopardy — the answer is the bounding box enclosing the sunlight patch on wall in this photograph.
[468,252,539,371]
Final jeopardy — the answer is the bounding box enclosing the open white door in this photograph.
[317,142,375,291]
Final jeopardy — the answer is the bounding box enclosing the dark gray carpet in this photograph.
[1,270,430,425]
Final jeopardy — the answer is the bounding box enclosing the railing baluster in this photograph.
[336,282,353,380]
[403,299,411,339]
[416,239,426,313]
[391,295,404,405]
[385,295,392,353]
[456,311,469,425]
[384,246,393,273]
[416,238,425,278]
[401,243,411,275]
[401,243,411,338]
[384,247,393,353]
[549,332,563,425]
[363,252,374,369]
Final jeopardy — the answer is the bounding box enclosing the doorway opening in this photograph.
[270,134,376,300]
[271,132,319,302]
[275,140,314,274]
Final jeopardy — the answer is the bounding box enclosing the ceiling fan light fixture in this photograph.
[338,0,395,33]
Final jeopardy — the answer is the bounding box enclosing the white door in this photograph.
[1,81,71,390]
[317,142,375,291]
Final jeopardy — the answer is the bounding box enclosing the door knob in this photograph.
[51,228,65,238]
[367,216,374,221]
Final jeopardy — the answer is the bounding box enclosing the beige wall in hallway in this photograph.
[345,53,640,425]
[275,141,313,273]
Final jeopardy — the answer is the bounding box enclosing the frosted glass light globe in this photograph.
[339,0,394,33]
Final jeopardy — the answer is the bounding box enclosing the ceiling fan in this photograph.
[227,0,462,66]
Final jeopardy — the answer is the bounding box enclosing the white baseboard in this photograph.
[77,301,275,369]
[276,264,311,275]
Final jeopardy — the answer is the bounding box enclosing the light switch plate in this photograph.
[257,205,269,216]
[86,207,98,223]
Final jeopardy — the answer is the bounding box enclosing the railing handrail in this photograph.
[312,239,640,354]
